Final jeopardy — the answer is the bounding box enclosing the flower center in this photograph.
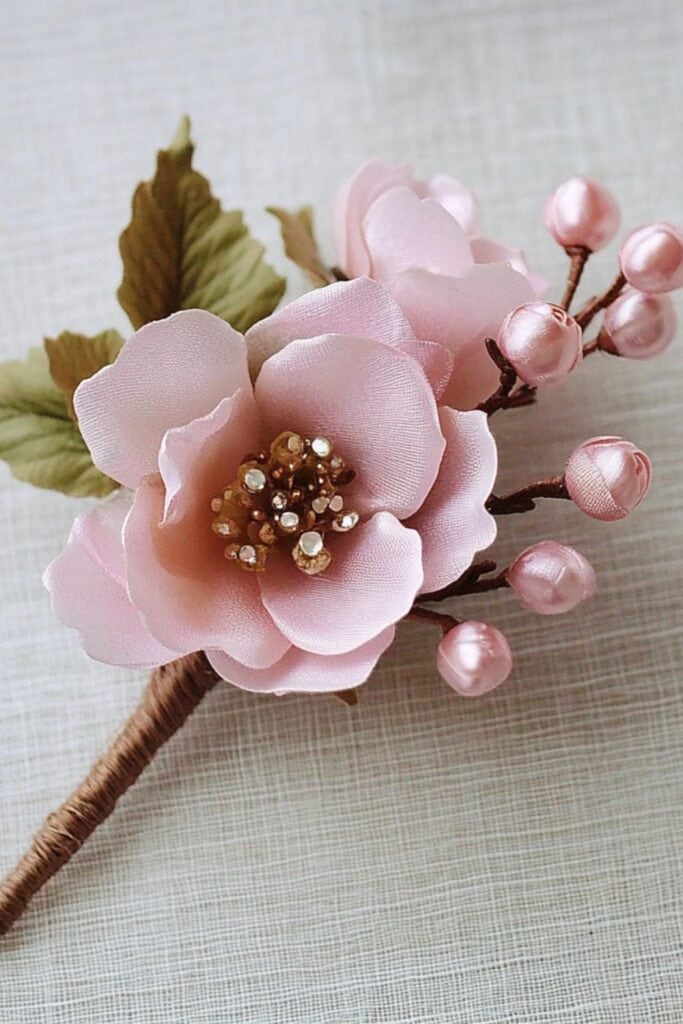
[210,431,359,575]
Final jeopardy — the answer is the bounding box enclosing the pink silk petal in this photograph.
[260,512,422,656]
[124,394,290,670]
[245,277,417,378]
[388,264,535,410]
[409,408,498,594]
[418,174,480,236]
[208,626,395,695]
[254,333,445,519]
[332,160,414,277]
[43,492,181,669]
[362,186,473,285]
[471,236,549,297]
[74,310,251,489]
[395,338,454,402]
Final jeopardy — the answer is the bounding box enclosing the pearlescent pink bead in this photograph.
[619,223,683,293]
[565,436,652,521]
[506,541,596,615]
[497,301,582,386]
[543,177,620,251]
[601,289,677,359]
[437,622,512,697]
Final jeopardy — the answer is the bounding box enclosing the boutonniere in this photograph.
[1,120,680,934]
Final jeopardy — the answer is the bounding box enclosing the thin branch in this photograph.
[561,245,591,311]
[575,272,626,330]
[477,339,536,415]
[487,476,569,515]
[405,607,459,634]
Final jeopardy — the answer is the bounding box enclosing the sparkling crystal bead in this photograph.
[298,530,324,557]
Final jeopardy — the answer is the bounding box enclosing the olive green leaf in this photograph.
[44,328,124,420]
[0,348,118,497]
[267,205,333,288]
[118,116,286,332]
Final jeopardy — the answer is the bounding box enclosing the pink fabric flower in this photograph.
[45,280,497,695]
[331,161,545,407]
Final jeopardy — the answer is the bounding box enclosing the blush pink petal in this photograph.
[44,491,181,669]
[208,626,395,695]
[409,408,498,593]
[362,187,473,285]
[245,277,417,378]
[470,237,549,297]
[124,392,290,669]
[260,512,422,656]
[389,264,535,409]
[255,333,445,519]
[74,310,251,488]
[394,338,454,401]
[332,160,414,277]
[417,174,480,236]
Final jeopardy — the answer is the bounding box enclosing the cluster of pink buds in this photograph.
[432,176,680,697]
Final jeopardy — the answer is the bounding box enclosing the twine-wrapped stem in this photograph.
[0,652,219,936]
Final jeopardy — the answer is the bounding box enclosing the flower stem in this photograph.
[575,272,626,330]
[405,606,459,634]
[418,560,508,603]
[477,339,537,416]
[486,476,569,515]
[561,246,591,311]
[0,653,219,937]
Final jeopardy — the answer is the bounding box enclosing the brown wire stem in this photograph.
[561,246,591,311]
[477,339,537,416]
[0,652,219,937]
[575,272,626,330]
[419,560,505,603]
[406,606,460,634]
[486,476,569,515]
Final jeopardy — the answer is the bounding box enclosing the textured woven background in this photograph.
[1,1,681,1020]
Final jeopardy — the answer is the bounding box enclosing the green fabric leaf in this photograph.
[267,205,332,287]
[0,348,118,498]
[118,116,286,332]
[44,328,124,420]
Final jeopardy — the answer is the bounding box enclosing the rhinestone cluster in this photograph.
[210,432,359,575]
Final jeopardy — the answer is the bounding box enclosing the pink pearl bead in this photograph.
[506,541,596,615]
[498,302,583,386]
[543,177,620,251]
[565,436,652,521]
[437,622,512,697]
[601,289,677,359]
[619,222,683,293]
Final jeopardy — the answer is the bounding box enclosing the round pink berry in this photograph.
[436,622,512,697]
[601,289,677,360]
[543,177,620,251]
[619,222,683,294]
[498,301,583,387]
[506,541,596,615]
[565,436,652,521]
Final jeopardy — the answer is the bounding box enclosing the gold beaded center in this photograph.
[210,431,359,575]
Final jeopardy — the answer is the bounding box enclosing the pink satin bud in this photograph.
[506,541,596,615]
[498,301,583,386]
[437,622,512,697]
[543,177,620,251]
[619,223,683,293]
[601,289,677,359]
[565,436,652,521]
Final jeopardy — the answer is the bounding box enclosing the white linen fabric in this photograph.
[0,1,681,1020]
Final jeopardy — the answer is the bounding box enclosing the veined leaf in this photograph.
[0,348,118,498]
[44,328,124,420]
[118,117,286,332]
[267,205,332,287]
